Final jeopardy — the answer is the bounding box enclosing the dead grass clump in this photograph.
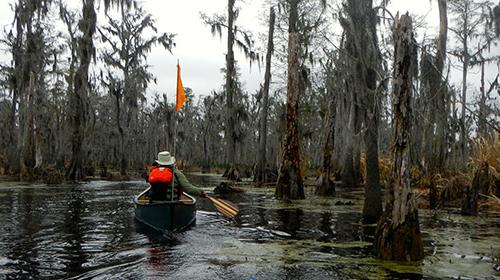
[360,154,366,183]
[439,173,471,207]
[359,154,391,187]
[44,169,64,184]
[378,156,391,187]
[299,156,310,178]
[471,133,500,195]
[479,195,500,213]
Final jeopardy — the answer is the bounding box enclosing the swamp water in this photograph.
[0,173,498,279]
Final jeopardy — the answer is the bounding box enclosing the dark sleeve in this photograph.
[174,169,204,197]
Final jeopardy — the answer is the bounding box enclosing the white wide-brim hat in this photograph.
[156,151,175,166]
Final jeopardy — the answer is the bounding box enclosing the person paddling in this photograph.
[148,151,206,201]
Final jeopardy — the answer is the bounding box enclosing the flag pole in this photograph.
[172,59,180,201]
[173,59,179,157]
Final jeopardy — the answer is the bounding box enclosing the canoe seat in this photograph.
[137,193,194,205]
[178,194,194,205]
[137,195,150,205]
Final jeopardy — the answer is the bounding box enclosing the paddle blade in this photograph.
[206,195,239,218]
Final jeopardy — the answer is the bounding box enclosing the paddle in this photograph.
[205,194,239,218]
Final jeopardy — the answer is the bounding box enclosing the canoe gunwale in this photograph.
[133,187,197,205]
[134,187,197,233]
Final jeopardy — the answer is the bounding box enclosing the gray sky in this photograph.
[0,0,498,104]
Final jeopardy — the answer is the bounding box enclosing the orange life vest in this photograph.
[148,166,173,185]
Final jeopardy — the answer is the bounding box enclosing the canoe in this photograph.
[134,187,196,232]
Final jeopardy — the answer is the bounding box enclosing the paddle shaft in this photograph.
[206,195,239,218]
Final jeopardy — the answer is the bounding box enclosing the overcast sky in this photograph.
[0,0,498,104]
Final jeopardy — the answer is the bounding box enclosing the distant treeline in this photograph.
[0,0,498,187]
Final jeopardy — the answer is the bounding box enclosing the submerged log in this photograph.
[214,182,245,195]
[107,171,130,181]
[374,13,423,261]
[224,166,241,182]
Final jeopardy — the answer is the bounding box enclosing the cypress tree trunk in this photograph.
[67,0,96,181]
[202,129,210,173]
[340,0,370,189]
[112,88,126,176]
[495,3,500,37]
[363,98,382,223]
[21,72,36,181]
[224,0,240,181]
[338,0,382,221]
[434,0,448,171]
[478,61,487,137]
[421,49,436,171]
[7,87,19,174]
[374,13,424,261]
[255,7,275,184]
[276,0,304,200]
[121,68,130,176]
[20,19,42,181]
[460,2,469,164]
[420,1,448,172]
[341,96,358,187]
[315,101,335,196]
[9,8,25,175]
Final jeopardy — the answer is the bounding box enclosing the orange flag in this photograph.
[176,62,186,112]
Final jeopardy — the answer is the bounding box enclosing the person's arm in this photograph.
[173,169,205,197]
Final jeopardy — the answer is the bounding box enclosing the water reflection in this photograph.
[62,189,87,277]
[0,178,497,279]
[276,208,303,238]
[7,188,46,278]
[318,212,334,242]
[135,220,176,274]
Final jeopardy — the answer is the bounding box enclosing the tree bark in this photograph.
[315,101,335,197]
[276,0,304,200]
[420,0,448,172]
[224,0,239,181]
[460,2,469,163]
[374,14,424,261]
[255,7,275,184]
[60,4,77,171]
[363,99,383,223]
[21,72,36,181]
[120,65,130,176]
[9,7,25,175]
[478,60,487,137]
[434,0,448,171]
[23,22,48,180]
[112,86,126,176]
[339,0,382,220]
[67,0,96,181]
[7,87,19,174]
[358,0,383,224]
[341,95,358,187]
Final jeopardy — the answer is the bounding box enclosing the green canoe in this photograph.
[134,188,197,232]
